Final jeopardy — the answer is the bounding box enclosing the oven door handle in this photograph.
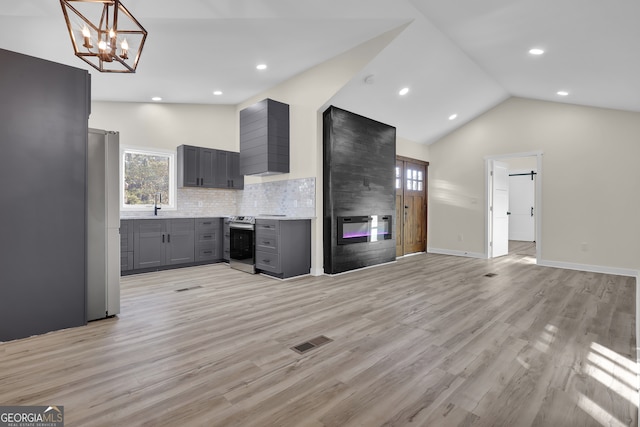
[230,223,255,230]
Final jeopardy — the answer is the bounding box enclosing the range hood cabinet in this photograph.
[239,98,290,176]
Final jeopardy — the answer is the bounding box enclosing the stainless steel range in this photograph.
[228,216,256,274]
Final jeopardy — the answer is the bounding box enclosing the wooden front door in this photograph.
[396,158,428,256]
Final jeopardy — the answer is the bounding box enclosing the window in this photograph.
[406,168,423,191]
[121,147,176,211]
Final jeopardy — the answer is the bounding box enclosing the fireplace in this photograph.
[337,215,392,245]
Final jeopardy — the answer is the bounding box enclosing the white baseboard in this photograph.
[310,268,324,277]
[427,247,486,259]
[537,259,639,278]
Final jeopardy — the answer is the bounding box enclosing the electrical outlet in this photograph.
[581,242,588,252]
[458,234,464,241]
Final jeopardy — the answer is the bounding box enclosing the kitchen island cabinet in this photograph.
[255,218,311,278]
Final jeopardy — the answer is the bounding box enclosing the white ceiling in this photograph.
[1,0,638,144]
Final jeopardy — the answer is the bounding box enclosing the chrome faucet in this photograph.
[154,193,162,216]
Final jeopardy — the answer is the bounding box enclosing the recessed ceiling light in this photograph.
[399,87,409,96]
[256,64,267,70]
[557,91,569,96]
[213,90,223,96]
[449,114,458,120]
[151,96,162,101]
[529,48,544,55]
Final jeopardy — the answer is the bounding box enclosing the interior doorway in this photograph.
[395,157,428,257]
[486,152,542,261]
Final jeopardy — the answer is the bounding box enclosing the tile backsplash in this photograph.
[120,177,315,218]
[237,177,316,217]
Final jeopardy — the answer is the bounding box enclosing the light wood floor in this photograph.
[0,249,636,426]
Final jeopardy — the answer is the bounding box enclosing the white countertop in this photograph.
[255,216,314,220]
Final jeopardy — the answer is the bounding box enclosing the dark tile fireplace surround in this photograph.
[323,106,396,274]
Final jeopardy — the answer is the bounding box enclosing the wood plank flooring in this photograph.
[0,248,636,426]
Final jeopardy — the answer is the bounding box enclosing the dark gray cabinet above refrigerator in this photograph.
[177,145,243,189]
[240,98,290,176]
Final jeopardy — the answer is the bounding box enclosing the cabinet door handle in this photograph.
[162,234,165,243]
[167,234,171,243]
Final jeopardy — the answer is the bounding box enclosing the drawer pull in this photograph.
[262,259,270,263]
[204,251,212,254]
[203,235,212,238]
[263,241,271,245]
[202,222,212,225]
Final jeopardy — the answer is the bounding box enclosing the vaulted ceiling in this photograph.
[1,0,638,144]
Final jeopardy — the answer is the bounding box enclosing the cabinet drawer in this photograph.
[255,220,279,235]
[197,230,218,244]
[255,234,278,253]
[256,250,280,273]
[196,218,220,231]
[196,245,219,261]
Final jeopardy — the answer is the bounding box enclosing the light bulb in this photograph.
[81,25,93,49]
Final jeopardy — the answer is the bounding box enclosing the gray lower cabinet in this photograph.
[125,217,223,274]
[120,219,134,272]
[255,219,311,278]
[196,218,222,262]
[166,219,196,265]
[222,218,230,261]
[133,219,195,270]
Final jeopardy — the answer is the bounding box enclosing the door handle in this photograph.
[531,207,534,217]
[507,212,511,215]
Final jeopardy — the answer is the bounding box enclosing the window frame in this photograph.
[120,145,177,212]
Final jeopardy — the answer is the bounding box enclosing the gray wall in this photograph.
[0,49,89,341]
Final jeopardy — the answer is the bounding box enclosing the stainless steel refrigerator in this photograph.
[87,128,121,321]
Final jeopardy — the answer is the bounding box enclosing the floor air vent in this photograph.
[484,273,497,278]
[291,335,333,354]
[175,285,203,292]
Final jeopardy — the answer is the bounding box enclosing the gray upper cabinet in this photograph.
[226,151,244,189]
[178,145,199,187]
[240,98,290,176]
[178,145,243,189]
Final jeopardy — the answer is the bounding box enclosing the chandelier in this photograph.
[60,0,148,73]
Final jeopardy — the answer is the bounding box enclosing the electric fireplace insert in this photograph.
[337,215,392,245]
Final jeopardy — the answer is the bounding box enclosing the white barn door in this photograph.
[509,170,535,241]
